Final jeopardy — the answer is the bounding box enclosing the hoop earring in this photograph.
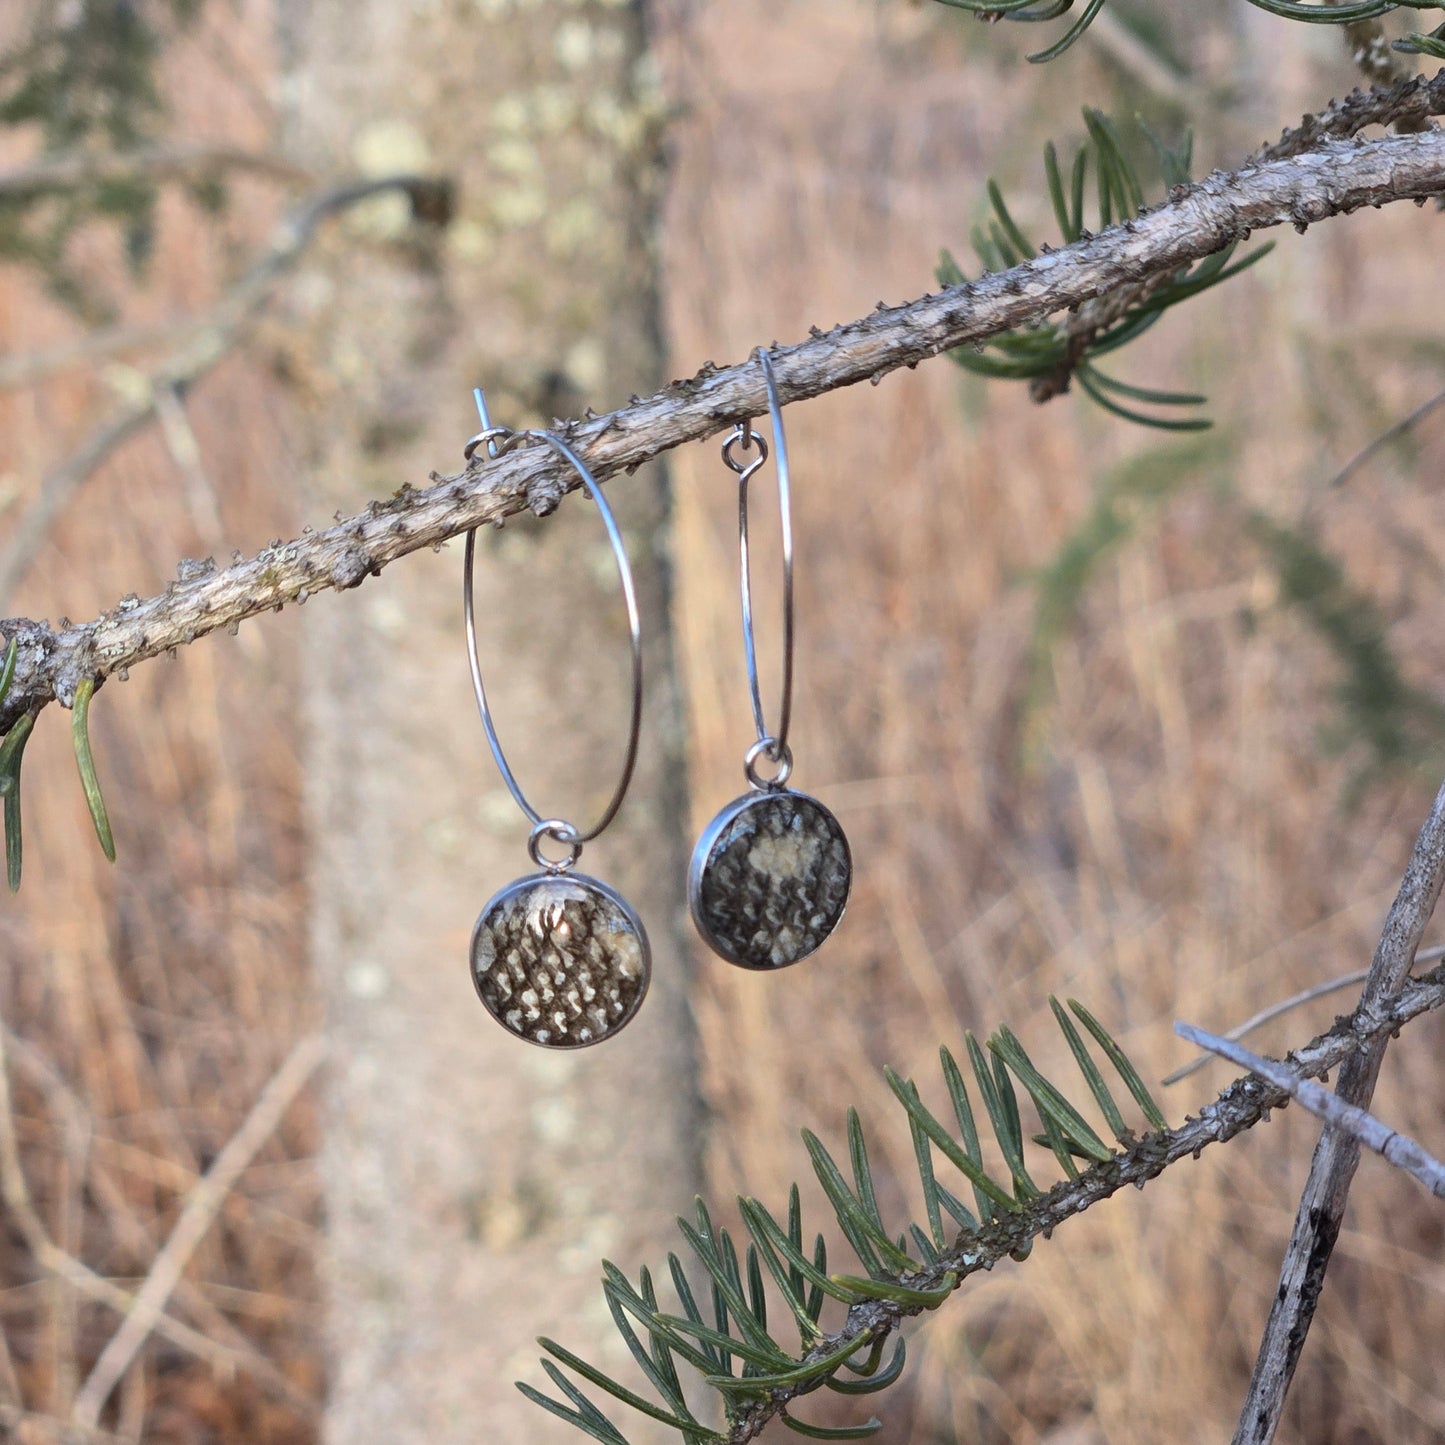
[462,391,650,1047]
[687,350,852,970]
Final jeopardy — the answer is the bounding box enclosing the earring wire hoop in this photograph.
[463,390,643,846]
[736,348,794,765]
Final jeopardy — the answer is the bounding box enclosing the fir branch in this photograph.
[0,125,1441,737]
[533,965,1445,1444]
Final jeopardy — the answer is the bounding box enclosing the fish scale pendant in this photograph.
[689,787,851,970]
[471,874,650,1047]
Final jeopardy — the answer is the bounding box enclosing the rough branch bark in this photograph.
[2,125,1443,730]
[1257,68,1445,160]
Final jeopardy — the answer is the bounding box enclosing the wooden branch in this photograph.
[0,125,1442,731]
[0,142,315,199]
[1163,967,1371,1085]
[721,960,1445,1443]
[1177,1024,1445,1198]
[1258,67,1445,161]
[0,172,448,609]
[1233,780,1445,1445]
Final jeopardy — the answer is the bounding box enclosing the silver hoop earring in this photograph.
[687,350,852,970]
[462,391,650,1047]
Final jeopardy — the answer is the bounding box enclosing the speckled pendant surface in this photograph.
[471,873,650,1048]
[689,789,851,970]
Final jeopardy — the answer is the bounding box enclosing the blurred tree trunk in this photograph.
[280,3,700,1439]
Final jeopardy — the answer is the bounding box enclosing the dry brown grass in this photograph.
[662,3,1445,1441]
[0,6,320,1441]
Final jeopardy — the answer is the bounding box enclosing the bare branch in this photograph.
[70,1036,326,1429]
[0,142,314,199]
[720,961,1445,1443]
[1163,968,1371,1085]
[0,1011,301,1393]
[0,171,446,608]
[0,317,221,393]
[0,126,1441,729]
[1258,67,1445,162]
[1177,1024,1445,1198]
[1234,781,1445,1445]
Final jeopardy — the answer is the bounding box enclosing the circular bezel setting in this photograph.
[688,788,851,971]
[471,872,651,1048]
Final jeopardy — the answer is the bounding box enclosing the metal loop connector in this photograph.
[744,736,794,791]
[528,819,583,872]
[464,425,526,464]
[722,425,768,477]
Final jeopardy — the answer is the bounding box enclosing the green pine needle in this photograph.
[72,677,116,863]
[0,712,35,893]
[937,113,1280,426]
[526,1005,1167,1442]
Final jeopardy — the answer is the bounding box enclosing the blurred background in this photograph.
[0,1,1442,1442]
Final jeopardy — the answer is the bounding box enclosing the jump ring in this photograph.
[744,736,794,791]
[464,405,643,846]
[464,425,520,463]
[528,819,583,872]
[739,348,794,760]
[722,426,768,477]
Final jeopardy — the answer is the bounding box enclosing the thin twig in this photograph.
[1233,781,1445,1445]
[0,172,445,609]
[1177,1024,1445,1198]
[1328,386,1445,489]
[1,125,1443,727]
[1257,67,1445,162]
[0,142,314,199]
[0,1025,311,1412]
[0,317,216,393]
[69,1035,326,1429]
[151,381,223,540]
[1165,941,1445,1085]
[0,1022,297,1397]
[718,960,1445,1443]
[1164,969,1371,1085]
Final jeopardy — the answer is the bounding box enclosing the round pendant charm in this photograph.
[471,872,651,1048]
[689,789,851,970]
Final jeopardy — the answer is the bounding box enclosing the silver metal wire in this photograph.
[723,348,793,768]
[463,388,643,847]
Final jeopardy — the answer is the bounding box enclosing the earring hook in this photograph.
[736,348,794,776]
[462,389,643,845]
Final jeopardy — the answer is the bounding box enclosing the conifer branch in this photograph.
[529,966,1445,1444]
[0,123,1441,733]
